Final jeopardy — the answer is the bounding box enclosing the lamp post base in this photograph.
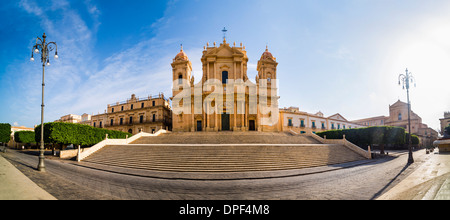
[37,152,46,172]
[407,152,414,164]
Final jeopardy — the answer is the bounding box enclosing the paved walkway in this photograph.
[2,148,450,200]
[377,150,450,200]
[0,154,56,200]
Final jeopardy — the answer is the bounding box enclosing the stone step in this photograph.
[129,132,321,145]
[84,151,356,161]
[83,160,359,172]
[86,159,359,168]
[83,143,365,172]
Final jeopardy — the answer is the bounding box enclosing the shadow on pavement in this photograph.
[370,163,412,200]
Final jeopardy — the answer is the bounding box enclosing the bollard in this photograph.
[77,145,81,162]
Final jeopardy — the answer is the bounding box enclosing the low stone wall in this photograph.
[60,149,79,159]
[309,133,371,159]
[77,130,170,162]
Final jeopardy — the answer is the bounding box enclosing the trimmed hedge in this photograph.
[316,126,406,150]
[406,133,420,145]
[14,131,36,144]
[0,123,11,143]
[35,122,131,147]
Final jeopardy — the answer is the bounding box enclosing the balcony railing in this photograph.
[108,94,169,107]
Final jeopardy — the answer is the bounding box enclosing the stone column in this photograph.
[241,62,244,82]
[234,100,237,131]
[206,105,210,131]
[191,102,195,132]
[207,62,210,80]
[257,100,261,131]
[214,62,216,80]
[241,101,245,129]
[215,103,218,131]
[203,99,206,131]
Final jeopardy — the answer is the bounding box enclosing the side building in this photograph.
[55,114,82,123]
[440,112,450,136]
[91,93,172,135]
[55,113,91,125]
[351,100,438,147]
[280,107,365,134]
[7,126,36,149]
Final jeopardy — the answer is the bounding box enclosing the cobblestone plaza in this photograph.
[3,148,448,200]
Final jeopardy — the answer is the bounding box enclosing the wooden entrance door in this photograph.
[249,120,256,131]
[222,113,230,131]
[197,120,202,131]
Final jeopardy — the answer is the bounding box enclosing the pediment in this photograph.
[217,46,234,57]
[391,100,407,108]
[328,113,348,122]
[204,43,245,57]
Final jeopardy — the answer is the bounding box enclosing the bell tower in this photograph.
[257,45,278,83]
[171,45,193,132]
[257,45,279,131]
[171,45,193,97]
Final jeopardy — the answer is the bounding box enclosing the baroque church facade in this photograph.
[170,38,280,132]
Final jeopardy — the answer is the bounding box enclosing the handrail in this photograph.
[342,138,371,159]
[288,129,299,135]
[77,129,170,162]
[309,133,371,159]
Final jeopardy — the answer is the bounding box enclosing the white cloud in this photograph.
[13,0,173,126]
[19,0,43,16]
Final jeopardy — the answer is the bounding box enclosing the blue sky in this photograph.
[1,0,449,131]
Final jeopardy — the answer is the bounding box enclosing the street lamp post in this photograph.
[398,68,416,164]
[30,33,58,172]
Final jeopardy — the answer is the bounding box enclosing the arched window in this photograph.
[178,74,183,84]
[398,113,402,121]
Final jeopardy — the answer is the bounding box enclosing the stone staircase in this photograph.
[82,132,367,172]
[129,132,321,145]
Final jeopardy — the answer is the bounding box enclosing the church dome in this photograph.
[174,45,189,61]
[260,46,276,61]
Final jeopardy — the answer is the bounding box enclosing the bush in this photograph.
[406,133,420,145]
[35,122,131,147]
[0,123,11,143]
[385,126,406,145]
[14,131,36,144]
[445,125,450,136]
[317,126,406,150]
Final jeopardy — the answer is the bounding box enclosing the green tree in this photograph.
[317,126,407,151]
[406,132,420,146]
[14,131,36,144]
[35,122,131,147]
[0,123,11,144]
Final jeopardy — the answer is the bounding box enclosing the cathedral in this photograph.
[170,37,280,132]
